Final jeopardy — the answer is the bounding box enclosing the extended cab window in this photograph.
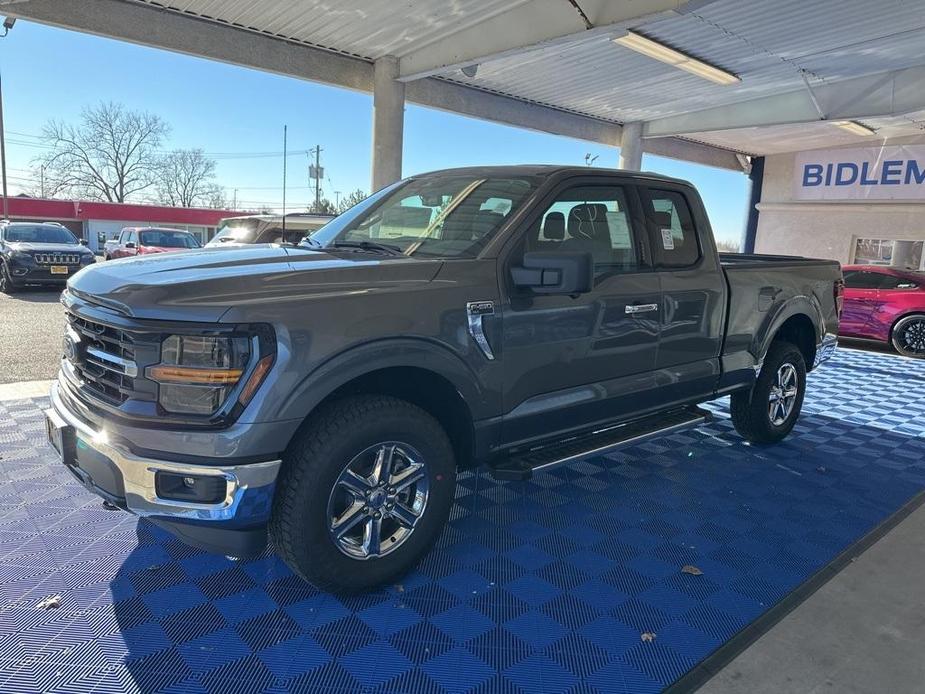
[527,185,640,273]
[644,189,700,268]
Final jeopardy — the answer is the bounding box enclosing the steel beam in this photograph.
[4,0,741,171]
[644,65,925,138]
[396,0,691,82]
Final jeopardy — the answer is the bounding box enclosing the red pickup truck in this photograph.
[104,227,201,260]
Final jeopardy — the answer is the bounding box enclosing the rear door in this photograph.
[639,185,725,405]
[499,177,662,445]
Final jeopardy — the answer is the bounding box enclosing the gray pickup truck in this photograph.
[45,166,842,592]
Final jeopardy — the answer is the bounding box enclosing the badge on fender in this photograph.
[466,301,495,360]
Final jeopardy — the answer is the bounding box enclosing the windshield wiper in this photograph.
[330,241,404,256]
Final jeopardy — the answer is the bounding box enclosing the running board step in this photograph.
[490,406,712,481]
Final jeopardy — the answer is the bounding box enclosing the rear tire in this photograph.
[891,314,925,358]
[270,395,456,593]
[731,341,806,444]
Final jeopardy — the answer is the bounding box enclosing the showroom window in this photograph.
[853,238,924,269]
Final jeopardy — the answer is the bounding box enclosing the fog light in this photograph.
[155,471,226,503]
[12,268,27,276]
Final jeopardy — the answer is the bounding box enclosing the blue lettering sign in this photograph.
[859,162,878,185]
[905,160,925,185]
[802,164,823,187]
[835,163,859,186]
[881,160,903,185]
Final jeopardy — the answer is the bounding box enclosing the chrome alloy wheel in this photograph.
[901,319,925,355]
[326,442,429,560]
[768,362,799,426]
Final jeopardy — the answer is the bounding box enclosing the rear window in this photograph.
[3,224,77,244]
[643,189,701,268]
[140,230,200,248]
[210,222,259,245]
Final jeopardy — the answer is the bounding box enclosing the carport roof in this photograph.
[7,0,925,159]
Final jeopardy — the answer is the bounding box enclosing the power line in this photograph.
[4,129,318,160]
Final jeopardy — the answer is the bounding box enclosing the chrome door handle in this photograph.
[625,303,658,314]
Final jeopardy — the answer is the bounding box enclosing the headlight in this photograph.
[146,331,274,416]
[80,254,95,265]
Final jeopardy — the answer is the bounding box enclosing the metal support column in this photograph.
[618,121,644,171]
[371,56,405,192]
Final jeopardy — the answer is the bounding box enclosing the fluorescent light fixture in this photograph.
[832,120,876,136]
[613,31,740,85]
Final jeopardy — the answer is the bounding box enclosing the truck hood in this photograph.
[68,245,441,322]
[8,241,87,254]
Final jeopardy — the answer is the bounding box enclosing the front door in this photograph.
[840,270,883,337]
[500,180,662,446]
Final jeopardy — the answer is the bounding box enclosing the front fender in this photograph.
[272,337,493,424]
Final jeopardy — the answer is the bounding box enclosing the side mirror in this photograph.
[79,239,89,246]
[125,242,136,249]
[511,251,593,295]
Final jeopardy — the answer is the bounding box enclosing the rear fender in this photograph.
[753,295,825,367]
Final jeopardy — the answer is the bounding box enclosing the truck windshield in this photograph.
[307,175,537,258]
[4,225,77,244]
[140,230,201,248]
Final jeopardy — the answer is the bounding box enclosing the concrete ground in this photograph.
[701,502,925,694]
[0,289,66,384]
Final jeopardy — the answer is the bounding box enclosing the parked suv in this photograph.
[45,166,842,592]
[0,221,94,293]
[105,227,201,260]
[840,264,925,357]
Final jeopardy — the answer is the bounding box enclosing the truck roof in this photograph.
[413,164,693,187]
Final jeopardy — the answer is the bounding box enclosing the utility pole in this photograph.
[0,18,14,220]
[40,165,45,198]
[281,125,288,231]
[232,188,237,209]
[308,146,323,212]
[334,190,342,209]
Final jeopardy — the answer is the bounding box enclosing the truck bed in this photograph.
[719,252,841,376]
[719,252,840,269]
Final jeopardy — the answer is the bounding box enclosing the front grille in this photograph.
[66,311,146,405]
[35,253,81,265]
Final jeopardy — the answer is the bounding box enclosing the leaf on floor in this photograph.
[681,564,703,576]
[36,595,61,610]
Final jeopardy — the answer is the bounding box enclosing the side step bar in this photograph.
[489,406,712,481]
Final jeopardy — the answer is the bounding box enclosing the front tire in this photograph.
[270,395,456,593]
[891,314,925,358]
[731,341,806,444]
[0,263,17,294]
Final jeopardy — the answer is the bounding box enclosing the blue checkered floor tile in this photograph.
[2,348,925,693]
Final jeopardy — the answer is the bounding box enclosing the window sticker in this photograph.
[660,228,675,251]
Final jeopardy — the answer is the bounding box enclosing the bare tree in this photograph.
[156,149,220,207]
[204,184,228,210]
[337,189,367,214]
[36,102,168,202]
[310,198,337,215]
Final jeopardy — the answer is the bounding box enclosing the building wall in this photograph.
[755,147,925,268]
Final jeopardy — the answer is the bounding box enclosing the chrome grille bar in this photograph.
[35,253,81,264]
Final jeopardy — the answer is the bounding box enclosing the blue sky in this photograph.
[1,21,749,243]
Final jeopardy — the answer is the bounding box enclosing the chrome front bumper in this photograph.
[46,381,280,523]
[814,333,838,368]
